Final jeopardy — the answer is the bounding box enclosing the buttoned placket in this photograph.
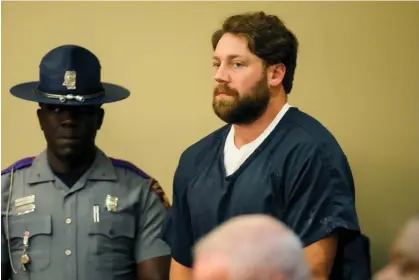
[57,177,88,280]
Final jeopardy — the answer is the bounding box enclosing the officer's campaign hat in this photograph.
[10,44,130,106]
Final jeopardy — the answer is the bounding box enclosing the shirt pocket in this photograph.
[87,210,136,276]
[5,214,52,276]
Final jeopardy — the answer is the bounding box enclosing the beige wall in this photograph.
[2,1,419,272]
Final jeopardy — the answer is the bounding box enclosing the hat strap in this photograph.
[35,89,105,103]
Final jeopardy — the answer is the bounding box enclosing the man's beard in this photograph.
[212,74,270,125]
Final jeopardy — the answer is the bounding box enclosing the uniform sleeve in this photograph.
[163,157,194,267]
[134,179,171,263]
[283,142,360,247]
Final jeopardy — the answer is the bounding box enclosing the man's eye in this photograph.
[212,62,220,67]
[45,105,97,115]
[45,106,62,113]
[233,62,243,68]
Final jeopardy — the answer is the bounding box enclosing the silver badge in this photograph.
[105,195,118,212]
[62,70,76,90]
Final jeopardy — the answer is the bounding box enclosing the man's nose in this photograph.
[60,109,80,126]
[214,65,230,83]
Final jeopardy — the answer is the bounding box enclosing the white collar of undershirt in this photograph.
[225,103,292,151]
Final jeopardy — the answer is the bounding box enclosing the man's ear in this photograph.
[37,108,44,131]
[267,63,286,88]
[97,108,105,130]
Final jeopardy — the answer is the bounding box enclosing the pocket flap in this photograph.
[89,213,135,239]
[8,215,52,239]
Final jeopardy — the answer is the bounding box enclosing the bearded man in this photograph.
[162,11,369,280]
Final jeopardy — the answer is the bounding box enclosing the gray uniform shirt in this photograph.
[1,148,171,280]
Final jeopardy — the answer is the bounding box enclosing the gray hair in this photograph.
[193,214,310,280]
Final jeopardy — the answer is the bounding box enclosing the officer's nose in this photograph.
[60,108,80,127]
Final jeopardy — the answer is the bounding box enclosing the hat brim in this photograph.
[10,81,130,106]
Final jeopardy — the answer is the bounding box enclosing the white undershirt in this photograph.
[223,103,291,176]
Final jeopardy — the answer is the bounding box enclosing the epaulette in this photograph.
[1,157,35,176]
[110,158,151,180]
[110,158,171,209]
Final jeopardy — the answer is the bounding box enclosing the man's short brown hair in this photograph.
[211,11,299,94]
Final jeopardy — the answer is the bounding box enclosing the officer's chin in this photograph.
[55,145,84,161]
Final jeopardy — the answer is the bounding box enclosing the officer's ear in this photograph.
[97,107,105,130]
[36,104,44,131]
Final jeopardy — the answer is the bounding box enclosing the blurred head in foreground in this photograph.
[373,216,419,280]
[192,214,310,280]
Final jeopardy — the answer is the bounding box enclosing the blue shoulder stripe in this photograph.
[110,158,151,180]
[1,157,35,175]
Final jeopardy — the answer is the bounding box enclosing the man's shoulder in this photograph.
[109,157,171,209]
[283,108,343,148]
[178,124,229,167]
[109,157,153,181]
[1,156,36,200]
[1,156,36,177]
[271,108,351,168]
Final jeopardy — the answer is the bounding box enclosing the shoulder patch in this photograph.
[110,158,151,180]
[150,179,171,209]
[1,157,35,176]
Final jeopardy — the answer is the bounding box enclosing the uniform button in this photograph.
[65,250,72,256]
[65,218,72,224]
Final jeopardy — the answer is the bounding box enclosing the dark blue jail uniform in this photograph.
[163,107,370,279]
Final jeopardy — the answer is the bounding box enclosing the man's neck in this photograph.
[233,96,287,149]
[47,147,97,174]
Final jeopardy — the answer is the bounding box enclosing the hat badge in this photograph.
[62,71,76,90]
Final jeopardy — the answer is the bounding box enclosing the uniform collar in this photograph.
[26,148,117,185]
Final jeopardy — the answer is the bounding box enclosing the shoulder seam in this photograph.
[1,157,35,176]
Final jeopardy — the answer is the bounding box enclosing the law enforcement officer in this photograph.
[164,11,370,280]
[1,45,171,280]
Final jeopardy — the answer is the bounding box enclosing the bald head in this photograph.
[373,216,419,280]
[193,215,310,280]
